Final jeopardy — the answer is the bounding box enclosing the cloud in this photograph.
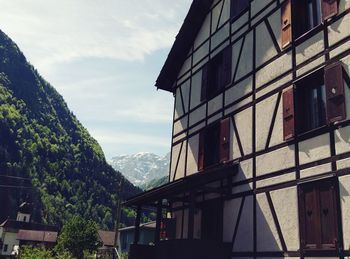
[92,130,170,147]
[89,128,171,156]
[0,0,192,72]
[0,0,191,157]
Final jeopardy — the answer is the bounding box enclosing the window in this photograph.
[296,69,326,134]
[201,46,232,101]
[23,216,27,222]
[298,178,339,250]
[231,0,250,19]
[281,0,339,48]
[283,62,346,141]
[3,244,8,252]
[294,0,322,38]
[198,118,231,171]
[201,122,221,169]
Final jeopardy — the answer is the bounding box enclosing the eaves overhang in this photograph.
[123,161,238,207]
[155,0,214,92]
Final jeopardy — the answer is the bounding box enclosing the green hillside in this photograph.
[0,30,140,230]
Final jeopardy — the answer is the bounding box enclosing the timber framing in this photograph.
[126,1,350,259]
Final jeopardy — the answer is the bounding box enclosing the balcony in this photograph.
[129,239,231,259]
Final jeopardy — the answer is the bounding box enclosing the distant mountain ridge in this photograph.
[109,152,170,188]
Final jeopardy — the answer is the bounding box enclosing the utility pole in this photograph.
[114,178,124,259]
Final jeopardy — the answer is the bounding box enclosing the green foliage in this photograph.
[20,246,74,259]
[0,30,140,229]
[56,216,101,259]
[20,246,55,259]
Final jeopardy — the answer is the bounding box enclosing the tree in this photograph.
[56,215,101,258]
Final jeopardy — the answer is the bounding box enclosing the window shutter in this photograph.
[220,118,231,163]
[201,64,209,101]
[322,0,338,21]
[300,186,319,249]
[325,62,346,123]
[222,46,232,89]
[281,0,292,48]
[198,131,205,171]
[319,181,338,249]
[283,87,295,141]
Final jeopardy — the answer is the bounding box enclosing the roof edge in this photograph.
[155,0,214,92]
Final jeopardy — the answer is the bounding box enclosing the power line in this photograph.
[0,185,33,189]
[0,175,31,181]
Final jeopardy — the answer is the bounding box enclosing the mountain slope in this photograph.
[110,152,169,187]
[0,30,140,230]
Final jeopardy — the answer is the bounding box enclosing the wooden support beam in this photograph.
[133,205,141,244]
[155,200,162,244]
[188,192,195,239]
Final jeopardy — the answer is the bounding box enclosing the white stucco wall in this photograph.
[256,146,295,176]
[1,232,18,256]
[232,196,254,252]
[299,133,331,165]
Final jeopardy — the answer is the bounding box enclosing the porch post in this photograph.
[188,192,195,239]
[133,205,141,244]
[155,200,162,244]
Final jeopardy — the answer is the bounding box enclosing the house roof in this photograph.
[98,230,115,247]
[17,230,58,243]
[155,0,214,92]
[0,219,58,233]
[18,202,33,214]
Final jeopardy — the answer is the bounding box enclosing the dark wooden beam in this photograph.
[133,205,142,244]
[188,192,195,239]
[155,200,162,244]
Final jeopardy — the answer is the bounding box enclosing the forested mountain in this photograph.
[0,30,140,230]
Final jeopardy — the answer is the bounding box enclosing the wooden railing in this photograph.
[129,239,231,259]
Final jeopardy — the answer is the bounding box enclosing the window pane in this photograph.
[297,69,326,133]
[315,0,322,25]
[308,1,315,29]
[204,124,220,167]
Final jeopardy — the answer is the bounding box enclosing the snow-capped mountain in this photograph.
[109,152,170,187]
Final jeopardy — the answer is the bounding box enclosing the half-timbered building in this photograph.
[124,0,350,258]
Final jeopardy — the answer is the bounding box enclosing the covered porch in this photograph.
[123,162,238,259]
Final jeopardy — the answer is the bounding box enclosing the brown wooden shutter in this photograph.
[220,118,231,163]
[281,0,292,48]
[283,87,295,141]
[319,181,338,249]
[325,62,346,123]
[303,187,319,249]
[201,64,209,101]
[198,131,205,171]
[322,0,338,21]
[222,46,232,89]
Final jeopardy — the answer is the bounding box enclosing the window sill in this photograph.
[294,24,323,46]
[201,91,224,104]
[296,124,329,141]
[230,8,249,23]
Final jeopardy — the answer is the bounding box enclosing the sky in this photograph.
[0,0,192,159]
